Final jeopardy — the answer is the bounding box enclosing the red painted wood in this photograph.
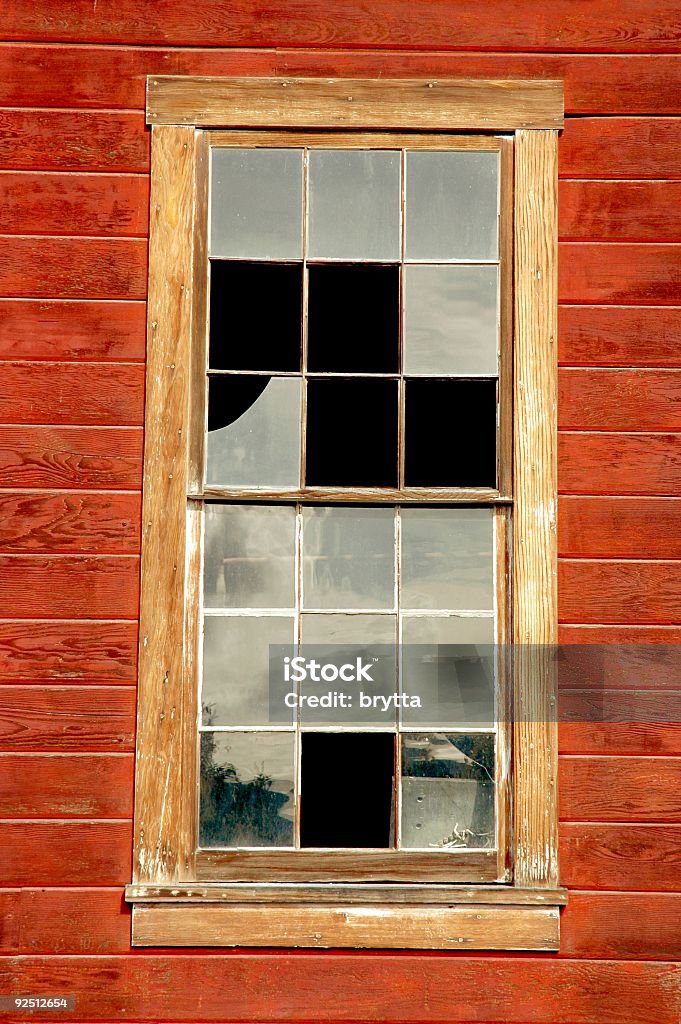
[0,685,135,751]
[0,753,134,817]
[559,756,681,822]
[559,496,681,558]
[559,306,681,367]
[561,824,681,891]
[0,173,149,238]
[560,559,681,624]
[0,492,140,554]
[560,118,681,179]
[556,629,681,691]
[561,892,681,960]
[559,244,681,305]
[0,237,147,300]
[0,110,149,172]
[0,300,146,362]
[558,432,681,496]
[559,369,681,431]
[559,625,681,644]
[0,426,143,490]
[559,182,681,242]
[14,888,132,954]
[0,891,21,953]
[560,721,681,757]
[0,621,137,684]
[0,363,144,426]
[4,821,131,886]
[0,555,139,619]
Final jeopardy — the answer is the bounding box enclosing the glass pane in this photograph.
[302,506,395,609]
[200,732,295,847]
[308,149,400,261]
[210,148,303,260]
[404,265,498,376]
[401,733,495,849]
[401,507,494,609]
[405,151,499,262]
[204,504,296,608]
[202,615,295,725]
[206,376,301,488]
[400,615,495,728]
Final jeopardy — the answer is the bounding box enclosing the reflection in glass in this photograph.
[404,265,498,376]
[308,149,401,261]
[206,376,301,488]
[405,151,499,261]
[210,148,303,260]
[401,508,494,609]
[400,733,495,849]
[200,731,295,847]
[302,506,395,609]
[202,615,294,725]
[204,504,296,608]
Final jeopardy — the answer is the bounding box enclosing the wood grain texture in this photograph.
[3,821,131,886]
[0,555,139,619]
[555,637,681,691]
[132,903,559,950]
[0,752,134,817]
[559,306,681,367]
[0,426,143,490]
[559,243,681,305]
[560,181,681,242]
[0,299,146,362]
[560,721,681,757]
[559,370,681,430]
[0,685,135,751]
[0,621,137,684]
[561,892,681,960]
[560,559,681,624]
[560,118,681,179]
[12,888,131,953]
[558,432,681,496]
[559,624,681,644]
[561,823,681,891]
[0,492,140,553]
[0,109,149,172]
[559,756,681,822]
[0,173,149,238]
[0,237,147,300]
[0,362,144,426]
[0,891,21,953]
[559,496,681,558]
[512,129,559,888]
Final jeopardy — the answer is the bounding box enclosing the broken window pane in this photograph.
[204,503,296,608]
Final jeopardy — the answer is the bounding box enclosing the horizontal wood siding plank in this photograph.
[0,621,137,684]
[3,821,131,886]
[0,753,134,817]
[0,555,139,619]
[559,496,681,558]
[0,173,149,238]
[559,756,681,822]
[561,823,681,890]
[559,244,681,305]
[0,492,140,553]
[560,722,681,757]
[559,306,681,367]
[14,888,131,953]
[558,432,681,496]
[560,118,681,179]
[559,625,681,643]
[0,363,144,426]
[0,685,135,751]
[0,237,147,300]
[561,892,681,960]
[0,110,149,172]
[0,299,146,362]
[559,370,681,431]
[560,559,681,624]
[0,426,143,490]
[559,182,681,242]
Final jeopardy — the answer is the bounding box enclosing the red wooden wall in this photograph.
[2,2,681,1020]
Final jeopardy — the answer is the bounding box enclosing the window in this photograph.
[127,77,564,950]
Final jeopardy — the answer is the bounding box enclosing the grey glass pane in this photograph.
[405,151,499,261]
[308,150,401,261]
[206,376,301,488]
[200,732,295,847]
[204,504,296,609]
[401,733,495,849]
[400,615,495,728]
[210,148,303,259]
[401,508,494,609]
[404,265,499,376]
[302,506,395,610]
[202,615,295,726]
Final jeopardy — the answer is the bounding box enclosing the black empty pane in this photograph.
[300,732,395,848]
[404,379,497,487]
[307,264,399,373]
[210,260,302,371]
[305,378,398,487]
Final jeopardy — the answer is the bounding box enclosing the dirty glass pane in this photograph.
[400,733,495,849]
[308,149,401,261]
[405,151,499,261]
[200,732,295,847]
[401,507,494,609]
[204,504,296,608]
[210,148,303,260]
[302,506,395,609]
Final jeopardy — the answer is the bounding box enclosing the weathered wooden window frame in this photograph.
[126,77,564,950]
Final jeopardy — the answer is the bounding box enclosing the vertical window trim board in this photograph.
[130,80,563,949]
